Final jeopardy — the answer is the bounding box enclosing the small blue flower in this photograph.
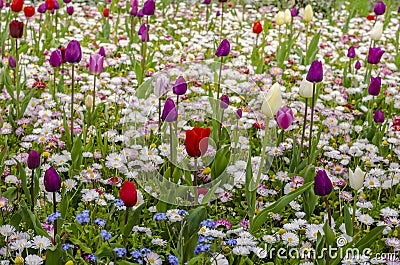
[168,254,179,265]
[194,244,211,255]
[87,254,96,262]
[76,210,90,224]
[130,250,142,259]
[94,218,106,227]
[198,236,207,243]
[62,243,74,251]
[114,199,125,207]
[226,238,237,246]
[100,230,112,241]
[200,219,215,228]
[46,211,61,223]
[140,247,151,254]
[153,213,167,221]
[178,209,189,216]
[113,247,127,258]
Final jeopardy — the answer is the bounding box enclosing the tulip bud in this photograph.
[368,76,381,96]
[38,3,48,13]
[367,47,385,65]
[8,56,16,68]
[370,21,383,41]
[49,49,62,68]
[44,167,61,192]
[304,5,313,23]
[24,6,35,18]
[9,20,24,39]
[253,21,263,34]
[236,108,242,119]
[215,39,230,57]
[27,150,40,169]
[85,95,93,110]
[306,60,323,83]
[348,166,365,190]
[275,11,285,26]
[66,6,74,15]
[153,74,170,97]
[220,95,230,109]
[11,0,23,13]
[143,0,155,16]
[276,106,294,130]
[284,9,292,24]
[161,98,178,122]
[347,46,356,59]
[291,7,297,17]
[355,60,361,70]
[374,110,384,123]
[89,54,104,75]
[299,78,313,98]
[65,40,82,64]
[173,76,187,95]
[261,83,282,117]
[374,1,386,16]
[314,170,332,196]
[119,181,138,207]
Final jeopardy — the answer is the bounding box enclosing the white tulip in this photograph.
[284,9,292,24]
[299,78,313,98]
[349,166,365,190]
[304,5,313,23]
[276,11,285,26]
[261,83,282,117]
[370,21,383,41]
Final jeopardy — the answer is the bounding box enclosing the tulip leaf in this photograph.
[71,135,83,174]
[181,206,207,261]
[250,181,314,234]
[342,7,356,34]
[354,225,385,250]
[19,201,50,238]
[211,147,229,179]
[3,187,17,204]
[136,77,152,99]
[117,261,136,265]
[245,148,256,222]
[16,161,32,207]
[123,203,145,238]
[323,221,336,246]
[343,205,353,236]
[305,32,320,65]
[45,244,64,265]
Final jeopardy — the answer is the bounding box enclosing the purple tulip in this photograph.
[215,39,230,57]
[9,56,16,68]
[138,23,150,42]
[204,0,211,4]
[161,98,178,122]
[291,7,297,17]
[54,0,60,10]
[65,40,82,64]
[367,47,385,65]
[64,0,72,3]
[276,106,294,130]
[27,150,40,169]
[143,0,155,16]
[347,46,355,59]
[66,6,74,15]
[49,49,62,68]
[306,60,323,83]
[99,47,106,57]
[368,76,381,96]
[374,1,386,15]
[153,74,170,97]
[44,167,61,192]
[137,8,144,17]
[130,0,138,16]
[236,108,242,119]
[89,54,104,75]
[374,110,384,123]
[220,95,230,109]
[0,1,3,9]
[314,170,332,196]
[398,6,400,13]
[355,60,361,70]
[173,76,187,95]
[38,3,47,13]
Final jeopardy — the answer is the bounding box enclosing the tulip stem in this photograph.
[30,170,35,213]
[216,56,223,102]
[169,122,174,181]
[307,83,316,164]
[300,98,308,154]
[124,207,129,225]
[53,70,56,101]
[220,3,224,39]
[305,22,308,54]
[352,192,357,227]
[14,39,18,87]
[71,65,75,144]
[217,109,224,150]
[254,118,270,191]
[92,74,96,114]
[158,98,162,133]
[53,191,57,241]
[324,196,332,228]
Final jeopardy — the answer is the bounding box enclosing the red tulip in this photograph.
[119,181,137,207]
[9,20,24,39]
[367,14,375,21]
[46,0,54,10]
[253,21,263,34]
[185,127,211,158]
[11,0,24,12]
[24,6,35,18]
[103,8,109,17]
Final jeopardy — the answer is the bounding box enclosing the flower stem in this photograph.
[124,207,129,225]
[169,122,174,181]
[300,98,308,153]
[30,170,35,212]
[216,56,224,102]
[324,196,332,228]
[53,192,57,241]
[71,65,75,144]
[254,118,270,191]
[92,74,96,114]
[307,83,316,164]
[352,192,357,226]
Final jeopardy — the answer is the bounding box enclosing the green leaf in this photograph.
[343,205,353,236]
[323,221,336,246]
[123,203,145,238]
[16,161,31,206]
[342,8,356,33]
[305,32,320,65]
[245,149,256,221]
[45,244,64,265]
[3,187,17,203]
[354,225,385,251]
[250,181,314,234]
[71,135,83,173]
[136,77,152,99]
[181,206,207,261]
[211,147,230,179]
